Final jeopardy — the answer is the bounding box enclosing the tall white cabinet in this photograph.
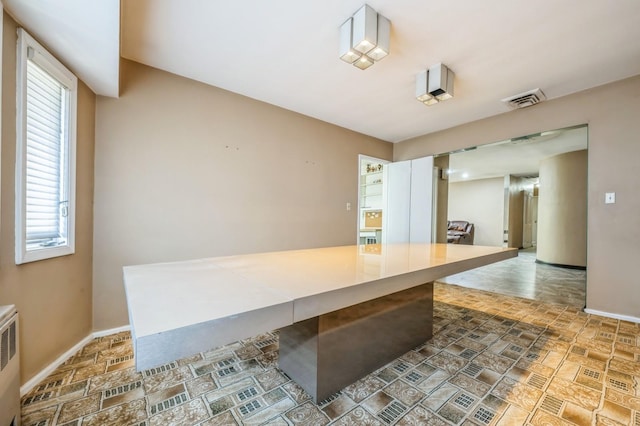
[382,156,435,244]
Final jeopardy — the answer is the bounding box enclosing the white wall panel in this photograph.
[382,160,411,244]
[409,156,434,244]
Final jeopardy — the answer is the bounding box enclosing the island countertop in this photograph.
[124,243,517,370]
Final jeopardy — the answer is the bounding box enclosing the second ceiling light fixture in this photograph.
[416,63,455,106]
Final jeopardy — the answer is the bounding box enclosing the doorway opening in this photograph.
[438,124,588,308]
[357,155,389,245]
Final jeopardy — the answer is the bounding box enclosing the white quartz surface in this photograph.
[124,243,516,369]
[124,244,517,370]
[124,261,292,337]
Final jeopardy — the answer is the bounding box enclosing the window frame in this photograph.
[15,28,78,264]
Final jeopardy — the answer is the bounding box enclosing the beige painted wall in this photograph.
[93,60,393,330]
[448,177,504,247]
[507,176,526,249]
[537,150,587,267]
[395,74,640,319]
[0,13,95,383]
[433,155,449,243]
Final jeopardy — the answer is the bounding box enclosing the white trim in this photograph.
[92,324,131,338]
[584,308,640,324]
[20,324,132,396]
[20,334,92,396]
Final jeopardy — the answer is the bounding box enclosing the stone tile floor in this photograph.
[21,282,638,425]
[439,248,586,309]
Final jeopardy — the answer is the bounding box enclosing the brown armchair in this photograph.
[447,220,475,245]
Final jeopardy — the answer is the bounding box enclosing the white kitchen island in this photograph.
[124,243,516,402]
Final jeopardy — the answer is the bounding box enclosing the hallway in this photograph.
[438,248,586,308]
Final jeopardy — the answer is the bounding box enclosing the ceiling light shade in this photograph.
[339,18,361,64]
[353,54,375,70]
[423,97,439,106]
[352,5,378,54]
[367,14,390,61]
[415,70,435,104]
[428,63,455,100]
[340,4,390,69]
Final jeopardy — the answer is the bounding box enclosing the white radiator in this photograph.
[0,305,20,426]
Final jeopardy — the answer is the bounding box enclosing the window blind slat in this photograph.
[26,158,60,173]
[25,59,65,241]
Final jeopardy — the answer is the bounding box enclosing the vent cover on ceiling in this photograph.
[502,88,546,109]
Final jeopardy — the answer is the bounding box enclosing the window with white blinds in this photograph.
[15,29,77,264]
[25,60,68,242]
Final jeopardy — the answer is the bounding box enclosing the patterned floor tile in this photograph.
[321,395,357,420]
[530,409,574,425]
[560,401,593,425]
[20,258,640,426]
[82,398,147,426]
[459,370,495,396]
[396,405,448,426]
[546,377,601,410]
[491,377,542,411]
[597,400,633,425]
[383,380,425,406]
[438,401,467,423]
[334,407,383,425]
[285,401,329,425]
[495,404,529,426]
[421,383,459,412]
[342,376,386,404]
[57,393,101,423]
[361,390,394,415]
[148,398,209,426]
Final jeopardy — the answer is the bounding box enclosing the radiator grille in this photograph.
[1,311,18,370]
[0,307,20,426]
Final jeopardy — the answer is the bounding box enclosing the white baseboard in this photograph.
[93,324,131,338]
[584,308,640,324]
[20,334,93,396]
[20,324,131,396]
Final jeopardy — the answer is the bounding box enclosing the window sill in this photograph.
[16,245,75,265]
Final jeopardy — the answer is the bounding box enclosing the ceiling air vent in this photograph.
[502,88,546,109]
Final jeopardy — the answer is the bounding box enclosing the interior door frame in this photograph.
[357,155,390,244]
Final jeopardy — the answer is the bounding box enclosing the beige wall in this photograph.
[507,176,526,249]
[537,150,587,267]
[395,74,640,319]
[448,177,504,247]
[0,13,95,383]
[93,60,393,330]
[433,155,449,243]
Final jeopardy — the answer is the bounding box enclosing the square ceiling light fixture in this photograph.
[416,63,455,106]
[339,4,390,70]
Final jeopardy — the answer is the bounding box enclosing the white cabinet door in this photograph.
[382,160,411,244]
[409,156,434,244]
[382,156,434,244]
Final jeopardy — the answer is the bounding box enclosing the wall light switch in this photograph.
[346,202,351,211]
[605,192,616,204]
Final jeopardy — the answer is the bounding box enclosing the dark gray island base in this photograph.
[279,283,433,402]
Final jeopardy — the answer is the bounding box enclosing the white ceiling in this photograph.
[3,0,120,97]
[447,126,588,183]
[5,1,640,142]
